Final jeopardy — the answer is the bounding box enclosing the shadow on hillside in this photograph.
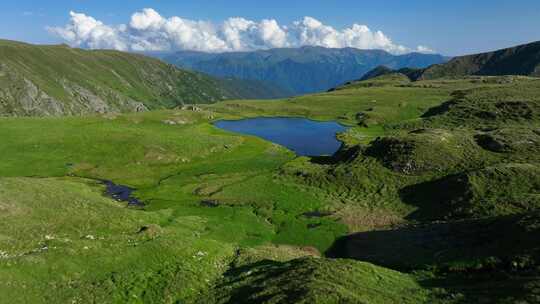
[211,259,306,304]
[326,212,540,270]
[421,100,457,118]
[417,270,540,304]
[325,222,475,270]
[421,93,465,118]
[309,155,337,165]
[327,221,540,302]
[309,145,362,165]
[398,173,470,221]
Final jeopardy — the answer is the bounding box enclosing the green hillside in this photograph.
[420,40,540,79]
[360,41,540,82]
[0,40,253,116]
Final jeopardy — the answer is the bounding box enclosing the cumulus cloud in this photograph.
[48,8,433,54]
[48,11,127,50]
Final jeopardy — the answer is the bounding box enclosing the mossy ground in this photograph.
[1,75,539,303]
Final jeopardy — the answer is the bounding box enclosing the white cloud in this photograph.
[48,8,433,54]
[415,45,436,53]
[258,19,288,48]
[129,8,164,31]
[48,11,127,50]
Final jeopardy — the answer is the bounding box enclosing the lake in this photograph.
[214,117,347,156]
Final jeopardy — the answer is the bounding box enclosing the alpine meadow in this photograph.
[1,2,540,303]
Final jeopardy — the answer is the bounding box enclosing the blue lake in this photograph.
[214,117,348,156]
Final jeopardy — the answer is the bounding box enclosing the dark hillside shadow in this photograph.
[421,99,458,118]
[309,155,337,165]
[309,145,362,165]
[327,222,483,270]
[212,259,310,304]
[327,216,540,303]
[326,213,540,270]
[417,270,540,304]
[398,173,471,221]
[421,90,466,118]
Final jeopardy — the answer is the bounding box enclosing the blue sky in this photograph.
[1,0,539,55]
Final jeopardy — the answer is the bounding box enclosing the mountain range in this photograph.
[162,46,449,96]
[3,39,540,117]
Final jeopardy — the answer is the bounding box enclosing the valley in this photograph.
[1,62,539,303]
[2,0,539,301]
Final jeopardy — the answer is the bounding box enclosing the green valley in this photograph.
[3,0,540,301]
[1,55,539,303]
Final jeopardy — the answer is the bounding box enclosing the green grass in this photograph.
[200,257,437,304]
[208,84,452,127]
[1,74,540,303]
[0,108,350,302]
[0,177,235,303]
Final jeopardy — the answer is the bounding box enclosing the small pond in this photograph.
[102,180,145,207]
[214,117,347,156]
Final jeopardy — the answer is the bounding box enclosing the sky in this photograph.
[1,0,539,56]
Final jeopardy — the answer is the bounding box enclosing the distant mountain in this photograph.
[163,46,448,96]
[142,50,293,99]
[216,77,294,99]
[358,41,540,83]
[0,40,269,116]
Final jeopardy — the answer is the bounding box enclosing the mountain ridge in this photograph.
[419,40,540,79]
[359,41,540,82]
[163,46,449,95]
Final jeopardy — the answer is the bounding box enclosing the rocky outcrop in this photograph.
[0,66,148,116]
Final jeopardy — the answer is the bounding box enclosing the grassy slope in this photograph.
[1,74,540,303]
[0,177,236,303]
[0,40,245,116]
[359,41,540,83]
[200,257,436,304]
[419,41,540,80]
